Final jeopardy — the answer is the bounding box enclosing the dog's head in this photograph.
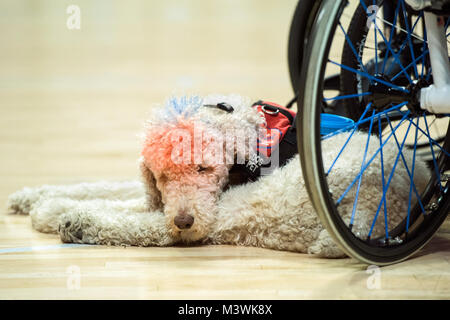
[141,118,231,242]
[140,95,264,242]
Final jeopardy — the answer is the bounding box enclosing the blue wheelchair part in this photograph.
[320,114,355,135]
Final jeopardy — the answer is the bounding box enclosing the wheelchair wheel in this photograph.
[297,0,450,265]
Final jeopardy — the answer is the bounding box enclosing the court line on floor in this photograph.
[0,244,92,254]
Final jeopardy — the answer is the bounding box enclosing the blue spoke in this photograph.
[391,49,429,81]
[374,22,413,84]
[324,92,372,102]
[336,110,411,205]
[358,0,370,14]
[322,101,409,140]
[326,103,373,175]
[338,21,372,82]
[423,114,443,191]
[385,12,423,76]
[349,109,376,227]
[381,0,402,74]
[406,117,420,233]
[385,116,426,214]
[378,115,389,239]
[329,59,409,92]
[373,0,379,75]
[400,0,419,78]
[410,11,424,36]
[399,112,450,158]
[368,119,413,238]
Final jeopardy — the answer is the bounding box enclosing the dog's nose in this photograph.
[174,214,194,230]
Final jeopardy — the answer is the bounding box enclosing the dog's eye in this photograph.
[198,166,209,173]
[158,173,168,182]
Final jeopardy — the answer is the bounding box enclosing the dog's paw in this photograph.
[58,211,91,244]
[7,187,43,215]
[29,198,67,234]
[307,229,346,258]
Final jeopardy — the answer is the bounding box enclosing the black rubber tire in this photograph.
[288,0,323,95]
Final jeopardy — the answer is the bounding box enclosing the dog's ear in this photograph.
[139,158,163,211]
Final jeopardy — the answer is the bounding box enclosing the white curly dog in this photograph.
[7,94,428,258]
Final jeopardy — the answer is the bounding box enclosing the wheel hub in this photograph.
[366,76,430,115]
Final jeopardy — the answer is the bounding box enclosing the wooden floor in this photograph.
[1,0,450,300]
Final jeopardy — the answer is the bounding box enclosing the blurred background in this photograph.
[0,0,298,205]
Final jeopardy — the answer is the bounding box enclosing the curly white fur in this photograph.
[7,94,429,258]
